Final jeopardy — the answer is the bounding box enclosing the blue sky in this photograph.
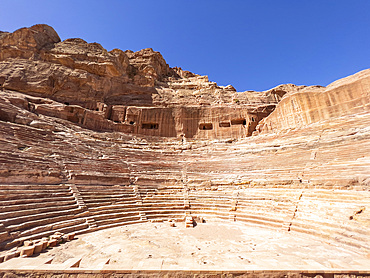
[1,0,369,91]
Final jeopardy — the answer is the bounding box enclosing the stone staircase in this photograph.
[133,185,147,221]
[76,185,142,230]
[139,184,186,222]
[68,184,97,229]
[187,186,235,221]
[0,184,89,250]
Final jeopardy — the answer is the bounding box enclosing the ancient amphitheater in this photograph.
[0,24,369,277]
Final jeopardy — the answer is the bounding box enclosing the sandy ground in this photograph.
[35,219,370,270]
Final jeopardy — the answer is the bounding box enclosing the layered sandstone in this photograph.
[0,24,369,264]
[256,69,370,134]
[0,24,305,139]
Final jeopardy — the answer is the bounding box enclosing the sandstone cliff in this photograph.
[256,69,370,134]
[0,24,304,139]
[0,24,369,254]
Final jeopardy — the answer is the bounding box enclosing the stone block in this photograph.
[48,239,57,247]
[23,240,33,246]
[20,245,34,257]
[41,240,48,250]
[41,237,49,249]
[50,234,62,243]
[4,251,16,261]
[67,232,75,240]
[33,241,43,254]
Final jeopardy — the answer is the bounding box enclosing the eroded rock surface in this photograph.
[0,24,369,263]
[256,70,370,134]
[0,24,304,139]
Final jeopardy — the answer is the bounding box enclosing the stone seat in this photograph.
[78,201,112,207]
[188,202,232,210]
[237,194,299,202]
[138,186,158,191]
[293,210,370,236]
[189,194,233,201]
[77,185,135,192]
[142,201,185,207]
[0,184,70,191]
[146,190,184,196]
[89,207,140,216]
[0,183,86,250]
[138,188,158,194]
[188,198,233,204]
[188,191,234,197]
[144,210,186,221]
[93,215,141,227]
[80,193,137,199]
[82,195,137,203]
[91,219,143,231]
[302,191,369,202]
[143,196,184,202]
[156,186,184,190]
[2,207,83,231]
[292,215,370,242]
[188,209,229,219]
[0,203,79,220]
[234,213,286,229]
[16,217,87,239]
[92,211,140,221]
[235,208,291,221]
[147,215,185,222]
[142,200,184,208]
[0,191,73,202]
[80,188,136,194]
[82,199,137,206]
[188,191,233,196]
[0,197,76,210]
[67,164,125,173]
[1,218,89,250]
[78,186,135,192]
[236,202,294,214]
[8,220,89,249]
[189,201,232,211]
[141,188,184,194]
[80,189,136,195]
[290,220,370,250]
[80,190,136,196]
[88,203,139,211]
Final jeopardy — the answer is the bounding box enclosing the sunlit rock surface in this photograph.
[0,24,369,272]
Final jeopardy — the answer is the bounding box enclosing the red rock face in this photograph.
[0,25,369,255]
[0,24,291,139]
[256,70,370,134]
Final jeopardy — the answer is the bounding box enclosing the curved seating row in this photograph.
[0,184,88,250]
[1,184,369,253]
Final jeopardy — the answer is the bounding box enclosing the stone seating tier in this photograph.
[1,184,369,253]
[3,207,84,232]
[0,199,76,213]
[131,185,187,222]
[0,184,90,250]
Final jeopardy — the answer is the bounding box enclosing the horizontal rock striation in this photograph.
[256,69,370,134]
[0,24,369,258]
[0,24,296,139]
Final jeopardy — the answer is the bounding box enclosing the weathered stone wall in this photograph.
[0,24,287,139]
[0,24,369,269]
[0,270,369,278]
[108,105,267,138]
[257,69,370,134]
